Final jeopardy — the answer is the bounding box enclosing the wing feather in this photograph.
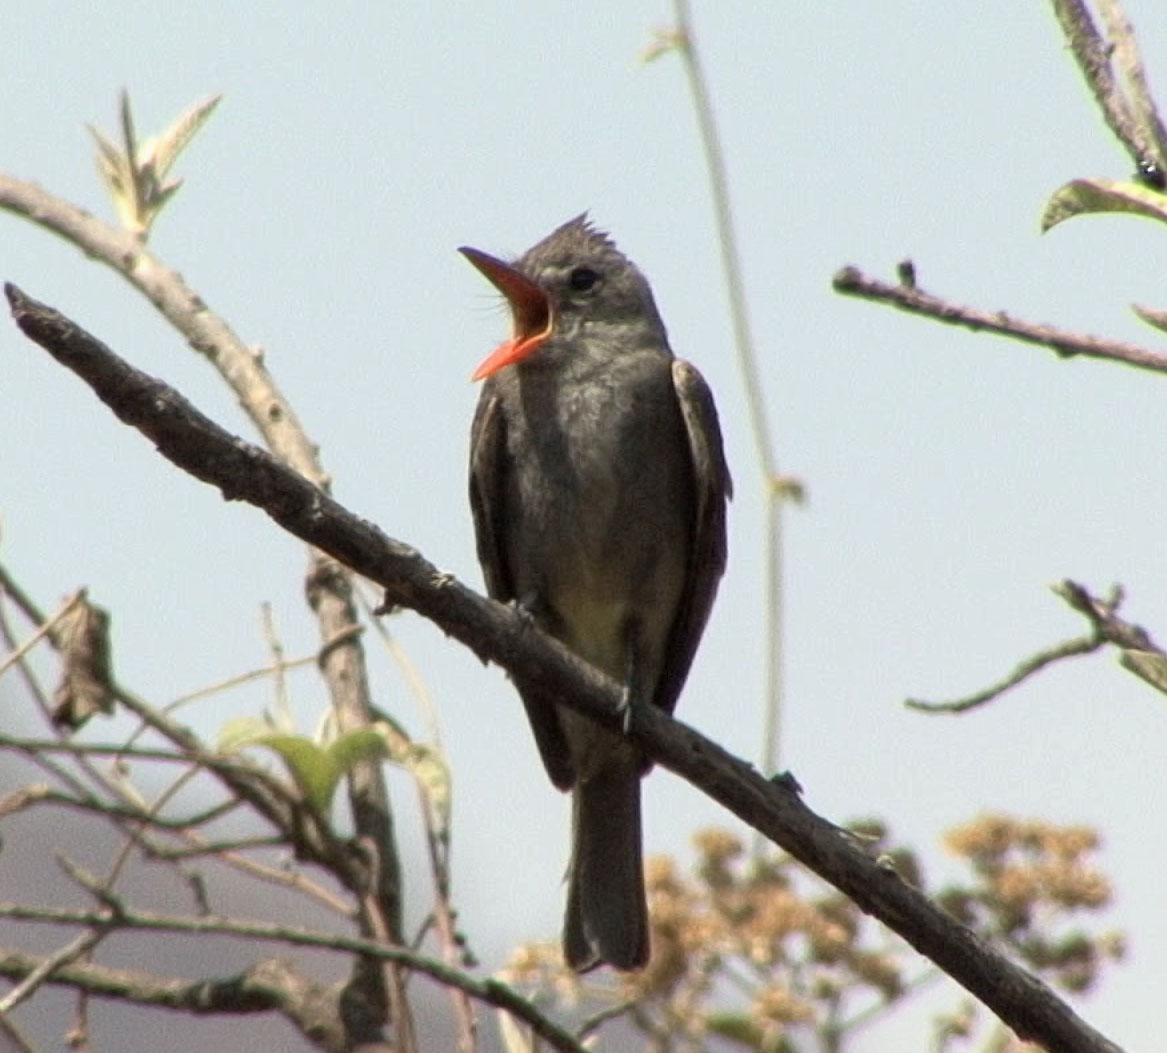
[469,383,576,789]
[653,360,732,715]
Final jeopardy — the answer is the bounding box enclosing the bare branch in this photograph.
[0,590,83,679]
[196,843,354,917]
[1054,579,1159,649]
[0,1008,35,1053]
[0,949,347,1052]
[164,653,318,712]
[0,930,107,1014]
[0,904,590,1053]
[833,265,1167,375]
[909,580,1166,715]
[907,634,1101,713]
[3,286,1124,1053]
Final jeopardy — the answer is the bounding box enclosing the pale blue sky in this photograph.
[3,3,1166,1050]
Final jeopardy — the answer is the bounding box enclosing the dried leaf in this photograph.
[51,592,115,730]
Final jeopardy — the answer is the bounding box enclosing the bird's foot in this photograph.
[510,594,541,630]
[770,770,803,795]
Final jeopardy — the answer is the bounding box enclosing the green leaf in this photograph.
[1041,178,1167,232]
[327,729,391,778]
[259,734,339,813]
[142,94,221,181]
[219,718,390,814]
[1120,649,1167,696]
[87,91,221,239]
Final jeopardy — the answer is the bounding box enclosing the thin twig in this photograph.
[164,653,317,712]
[0,782,232,832]
[357,592,469,1039]
[0,901,588,1053]
[0,930,107,1014]
[908,580,1164,714]
[0,569,223,822]
[357,581,444,748]
[0,590,83,678]
[355,591,472,1046]
[0,949,347,1050]
[101,763,206,918]
[207,844,354,917]
[0,733,247,767]
[0,1012,35,1053]
[670,0,786,782]
[0,562,49,624]
[260,602,293,729]
[907,635,1101,713]
[834,265,1167,375]
[146,836,287,860]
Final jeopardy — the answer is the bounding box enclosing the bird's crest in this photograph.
[518,213,625,273]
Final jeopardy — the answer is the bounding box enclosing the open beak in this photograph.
[460,247,553,380]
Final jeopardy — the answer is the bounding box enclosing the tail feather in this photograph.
[563,761,648,971]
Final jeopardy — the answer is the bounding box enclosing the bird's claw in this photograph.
[510,595,540,630]
[617,685,635,735]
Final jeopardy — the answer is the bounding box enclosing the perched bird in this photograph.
[462,215,731,971]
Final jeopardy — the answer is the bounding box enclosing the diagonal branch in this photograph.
[909,580,1167,714]
[4,286,1124,1052]
[834,264,1167,375]
[906,634,1102,713]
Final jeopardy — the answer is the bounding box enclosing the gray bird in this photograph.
[462,215,731,971]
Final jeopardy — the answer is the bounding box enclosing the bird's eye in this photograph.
[568,266,600,292]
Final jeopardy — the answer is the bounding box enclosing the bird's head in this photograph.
[460,214,665,380]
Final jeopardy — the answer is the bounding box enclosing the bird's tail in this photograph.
[563,760,648,971]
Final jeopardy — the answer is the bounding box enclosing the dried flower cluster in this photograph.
[939,814,1123,994]
[502,815,1120,1050]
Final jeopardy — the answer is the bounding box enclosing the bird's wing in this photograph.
[655,359,733,715]
[468,387,513,601]
[469,383,576,789]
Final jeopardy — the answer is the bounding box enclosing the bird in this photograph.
[461,214,731,971]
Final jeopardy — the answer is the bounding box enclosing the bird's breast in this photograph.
[501,350,692,673]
